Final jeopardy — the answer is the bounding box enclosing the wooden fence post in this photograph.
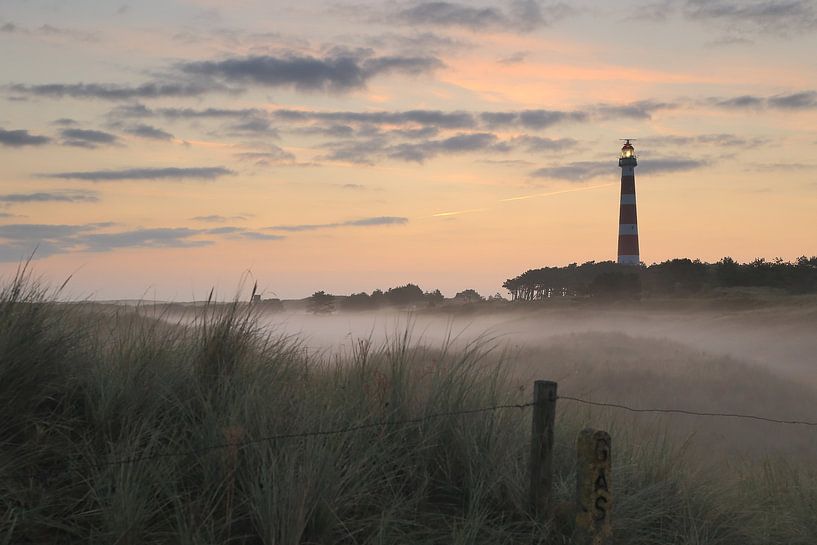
[529,380,558,521]
[575,428,612,545]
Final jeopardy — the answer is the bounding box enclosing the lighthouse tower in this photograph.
[617,140,640,265]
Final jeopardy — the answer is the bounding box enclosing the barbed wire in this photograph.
[557,395,817,426]
[5,402,535,479]
[7,393,817,481]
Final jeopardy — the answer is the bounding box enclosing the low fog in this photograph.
[260,303,817,384]
[254,300,817,459]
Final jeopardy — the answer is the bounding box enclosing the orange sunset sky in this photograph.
[1,0,816,299]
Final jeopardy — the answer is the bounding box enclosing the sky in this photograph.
[1,0,816,300]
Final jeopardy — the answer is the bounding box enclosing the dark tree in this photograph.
[384,284,425,307]
[424,289,444,306]
[341,292,374,311]
[307,291,335,314]
[454,289,484,302]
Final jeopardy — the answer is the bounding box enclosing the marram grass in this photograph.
[1,271,816,544]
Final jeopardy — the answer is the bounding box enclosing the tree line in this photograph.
[307,285,495,314]
[503,256,817,300]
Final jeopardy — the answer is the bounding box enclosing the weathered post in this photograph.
[529,380,557,521]
[575,428,612,545]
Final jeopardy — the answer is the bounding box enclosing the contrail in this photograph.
[429,182,616,218]
[499,183,616,202]
[432,208,489,217]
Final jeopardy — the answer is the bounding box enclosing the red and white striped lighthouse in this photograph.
[617,139,640,265]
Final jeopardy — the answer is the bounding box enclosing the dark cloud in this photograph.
[530,157,707,181]
[178,51,442,93]
[0,191,99,203]
[480,109,587,129]
[683,0,817,33]
[205,226,243,235]
[273,108,477,129]
[225,117,280,137]
[591,100,677,120]
[393,1,572,32]
[346,216,408,226]
[42,166,234,182]
[0,222,286,261]
[768,91,817,109]
[122,124,174,140]
[267,216,408,232]
[191,215,249,223]
[111,103,668,134]
[0,21,98,41]
[60,128,119,148]
[530,161,610,181]
[362,31,470,54]
[235,146,296,164]
[711,95,765,109]
[0,128,50,147]
[6,81,215,101]
[386,132,508,162]
[239,231,285,240]
[80,228,211,251]
[497,51,528,64]
[0,223,97,241]
[637,158,709,175]
[320,139,386,164]
[709,91,817,110]
[511,135,577,152]
[52,118,78,126]
[649,133,766,148]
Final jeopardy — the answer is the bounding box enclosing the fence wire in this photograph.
[6,393,817,480]
[557,395,817,426]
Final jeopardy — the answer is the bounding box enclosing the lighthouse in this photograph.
[617,139,640,265]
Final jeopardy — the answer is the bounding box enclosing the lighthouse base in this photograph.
[617,255,640,265]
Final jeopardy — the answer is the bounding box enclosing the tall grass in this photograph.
[2,271,817,544]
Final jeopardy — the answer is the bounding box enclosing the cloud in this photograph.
[235,146,296,164]
[110,102,669,134]
[709,91,817,110]
[530,157,707,181]
[683,0,817,34]
[60,128,119,148]
[79,228,211,251]
[0,191,99,204]
[190,215,249,223]
[0,223,99,241]
[6,81,215,101]
[480,109,588,129]
[224,117,280,137]
[0,128,50,147]
[767,91,817,109]
[530,161,610,181]
[267,215,408,232]
[177,51,442,93]
[0,222,288,261]
[648,133,766,148]
[393,1,572,32]
[511,135,577,152]
[239,231,286,240]
[0,21,99,41]
[42,166,234,181]
[345,216,409,226]
[497,51,528,65]
[386,132,508,162]
[122,124,174,140]
[273,108,476,129]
